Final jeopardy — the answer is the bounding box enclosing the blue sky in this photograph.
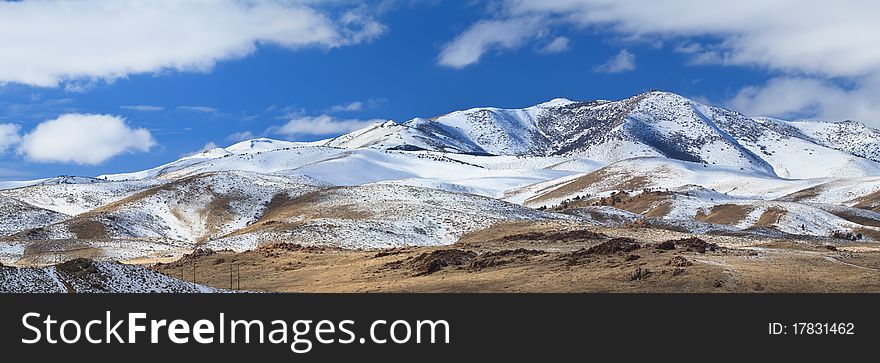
[1,0,878,180]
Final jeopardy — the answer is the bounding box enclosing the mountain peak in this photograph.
[630,89,691,102]
[535,98,576,108]
[224,138,299,154]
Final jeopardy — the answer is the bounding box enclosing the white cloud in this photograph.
[329,101,364,113]
[201,141,219,151]
[227,131,256,142]
[438,17,545,68]
[727,76,880,124]
[276,115,383,136]
[0,0,386,87]
[502,0,880,79]
[18,114,155,165]
[0,124,22,153]
[593,49,636,73]
[445,0,880,122]
[674,42,703,55]
[177,106,218,113]
[181,142,220,158]
[121,105,164,112]
[540,36,570,53]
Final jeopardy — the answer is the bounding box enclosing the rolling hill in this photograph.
[3,90,880,266]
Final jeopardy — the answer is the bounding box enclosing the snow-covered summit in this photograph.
[225,138,302,154]
[320,91,880,179]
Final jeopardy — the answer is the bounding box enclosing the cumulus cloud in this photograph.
[727,77,880,123]
[438,17,545,68]
[458,0,877,77]
[0,0,386,87]
[493,0,879,76]
[0,124,22,153]
[444,0,880,122]
[18,114,155,165]
[593,49,636,73]
[329,101,364,113]
[276,115,383,136]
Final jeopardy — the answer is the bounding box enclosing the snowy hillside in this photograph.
[13,171,323,243]
[518,157,820,208]
[209,183,570,250]
[1,90,880,266]
[789,120,880,162]
[0,259,222,293]
[0,196,68,236]
[0,179,162,215]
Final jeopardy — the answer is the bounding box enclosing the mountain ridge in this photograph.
[4,90,880,266]
[319,91,880,179]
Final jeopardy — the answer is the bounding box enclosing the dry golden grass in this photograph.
[695,204,753,225]
[151,222,880,293]
[754,207,786,227]
[853,189,880,212]
[525,167,650,205]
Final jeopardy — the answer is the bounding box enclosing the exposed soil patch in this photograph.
[374,248,412,258]
[199,195,234,242]
[560,237,641,266]
[527,168,649,205]
[853,189,880,212]
[695,204,753,225]
[642,201,673,218]
[630,267,652,281]
[854,227,880,241]
[259,242,330,253]
[671,237,719,253]
[410,249,477,276]
[499,229,606,243]
[666,256,693,267]
[584,190,675,218]
[754,208,787,227]
[828,210,880,228]
[159,248,216,268]
[57,258,99,278]
[469,249,544,271]
[584,237,641,255]
[68,220,109,240]
[778,185,823,202]
[258,188,370,222]
[672,267,687,276]
[656,240,676,250]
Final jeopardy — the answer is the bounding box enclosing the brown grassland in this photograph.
[151,221,880,293]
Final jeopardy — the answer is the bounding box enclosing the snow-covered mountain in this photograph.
[3,90,880,266]
[327,91,880,179]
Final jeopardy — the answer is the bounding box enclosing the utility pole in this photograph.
[229,262,233,290]
[192,261,196,285]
